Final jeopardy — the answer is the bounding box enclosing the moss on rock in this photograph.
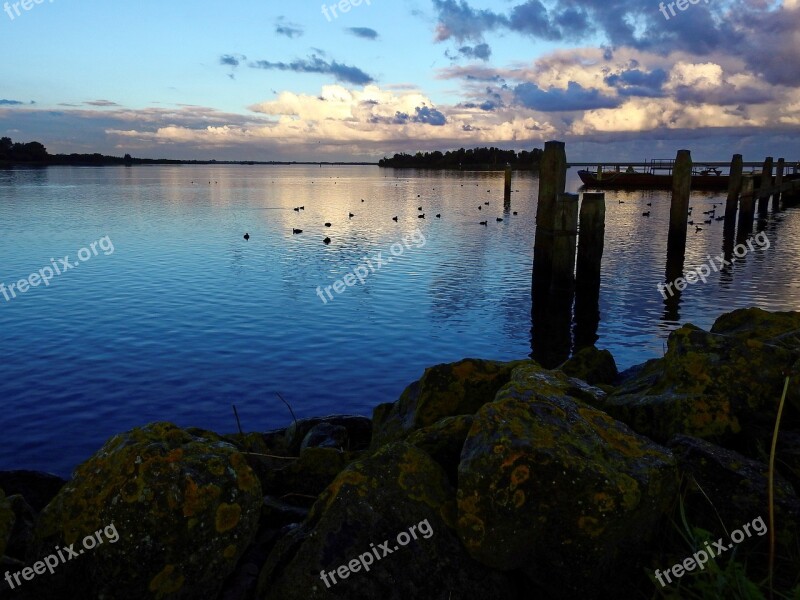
[457,364,677,598]
[31,422,262,600]
[372,358,532,447]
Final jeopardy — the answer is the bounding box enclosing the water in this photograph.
[1,165,798,476]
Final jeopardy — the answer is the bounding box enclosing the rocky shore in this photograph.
[2,307,799,599]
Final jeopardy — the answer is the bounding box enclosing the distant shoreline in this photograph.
[0,159,378,167]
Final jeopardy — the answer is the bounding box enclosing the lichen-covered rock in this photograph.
[31,422,262,600]
[406,415,474,487]
[0,489,14,559]
[558,346,618,386]
[669,435,800,550]
[457,364,677,598]
[372,358,532,447]
[257,443,516,600]
[710,307,800,349]
[599,322,800,443]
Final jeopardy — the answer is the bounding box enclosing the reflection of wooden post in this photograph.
[551,193,579,291]
[774,158,785,211]
[737,175,756,238]
[724,154,743,234]
[757,156,773,216]
[667,150,692,261]
[533,141,567,293]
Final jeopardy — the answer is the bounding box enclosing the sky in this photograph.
[0,0,798,162]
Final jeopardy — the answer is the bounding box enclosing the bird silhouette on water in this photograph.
[243,233,250,241]
[293,229,303,234]
[324,237,331,245]
[392,216,398,222]
[325,223,332,227]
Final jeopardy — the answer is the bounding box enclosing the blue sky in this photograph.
[1,0,798,161]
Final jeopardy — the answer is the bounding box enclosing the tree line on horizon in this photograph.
[378,146,543,170]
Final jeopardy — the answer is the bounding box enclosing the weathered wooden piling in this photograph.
[667,150,692,260]
[773,158,785,211]
[504,164,512,202]
[533,141,567,292]
[757,156,774,217]
[575,193,606,293]
[574,192,605,349]
[737,175,756,239]
[551,193,579,290]
[724,154,743,234]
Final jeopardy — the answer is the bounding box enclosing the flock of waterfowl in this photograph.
[241,183,522,244]
[619,197,725,232]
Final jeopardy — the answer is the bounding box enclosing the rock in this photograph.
[669,435,800,550]
[31,422,262,600]
[558,346,618,386]
[4,494,35,560]
[710,307,800,349]
[259,447,350,505]
[0,471,66,513]
[0,489,13,559]
[406,415,474,487]
[457,364,677,598]
[372,358,532,447]
[285,416,372,455]
[301,423,349,451]
[600,322,800,443]
[257,443,516,600]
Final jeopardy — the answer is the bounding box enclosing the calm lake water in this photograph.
[1,165,799,476]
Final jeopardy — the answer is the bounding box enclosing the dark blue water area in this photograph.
[1,165,798,476]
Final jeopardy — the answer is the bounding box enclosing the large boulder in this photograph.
[257,443,516,600]
[669,435,800,550]
[30,422,262,600]
[558,346,618,387]
[457,364,677,598]
[599,318,800,443]
[372,358,531,447]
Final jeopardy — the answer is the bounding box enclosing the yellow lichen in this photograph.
[215,503,242,533]
[149,564,185,598]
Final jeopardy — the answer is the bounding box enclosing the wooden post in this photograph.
[574,192,605,349]
[667,150,692,261]
[774,158,785,211]
[724,154,743,234]
[737,175,756,238]
[504,164,512,200]
[533,141,567,293]
[757,156,773,216]
[576,193,605,292]
[551,193,579,290]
